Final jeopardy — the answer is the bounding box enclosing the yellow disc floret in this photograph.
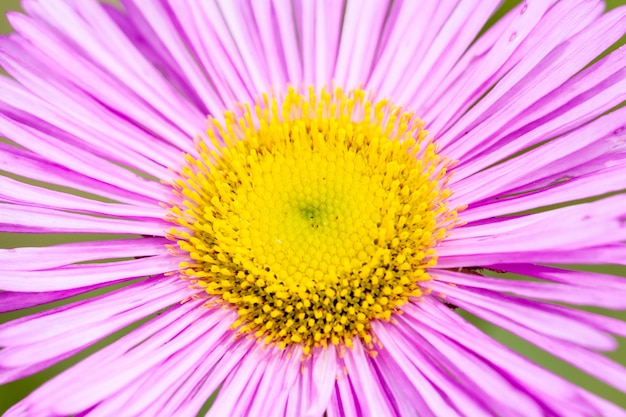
[167,88,457,354]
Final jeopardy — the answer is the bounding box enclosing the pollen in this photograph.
[167,87,457,354]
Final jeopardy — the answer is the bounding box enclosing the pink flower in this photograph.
[1,1,626,416]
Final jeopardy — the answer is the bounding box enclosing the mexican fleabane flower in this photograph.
[1,0,626,415]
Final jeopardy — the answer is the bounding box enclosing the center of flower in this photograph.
[168,88,456,354]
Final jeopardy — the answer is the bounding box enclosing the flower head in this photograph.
[1,1,626,416]
[169,88,458,354]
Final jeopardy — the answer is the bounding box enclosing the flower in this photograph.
[1,0,626,415]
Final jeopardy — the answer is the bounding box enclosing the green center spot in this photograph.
[299,204,330,227]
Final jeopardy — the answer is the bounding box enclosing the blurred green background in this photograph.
[1,0,626,415]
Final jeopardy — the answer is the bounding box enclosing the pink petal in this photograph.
[6,11,196,150]
[450,82,626,207]
[0,204,168,237]
[429,280,616,351]
[21,0,204,140]
[436,244,625,268]
[0,175,165,219]
[0,143,157,206]
[0,111,172,201]
[0,254,179,291]
[435,268,626,308]
[453,44,626,183]
[461,164,626,223]
[396,0,502,108]
[342,340,397,417]
[440,195,626,256]
[441,5,626,161]
[87,311,237,417]
[0,237,168,271]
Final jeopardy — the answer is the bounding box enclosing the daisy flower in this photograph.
[2,0,626,415]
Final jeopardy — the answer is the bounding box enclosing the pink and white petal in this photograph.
[166,0,237,109]
[42,302,230,416]
[510,153,626,201]
[444,289,626,393]
[440,195,626,257]
[453,45,626,182]
[0,237,168,271]
[218,0,280,94]
[85,309,237,417]
[401,316,541,415]
[0,204,169,237]
[457,268,626,338]
[435,268,626,309]
[208,347,274,416]
[313,1,343,89]
[449,77,626,207]
[270,0,302,85]
[213,343,320,417]
[243,347,304,417]
[161,336,253,417]
[0,242,172,313]
[307,345,339,417]
[295,0,343,89]
[82,369,154,417]
[206,341,297,417]
[461,164,626,223]
[332,0,388,90]
[0,37,183,173]
[247,2,287,89]
[0,285,112,313]
[341,339,398,417]
[440,5,626,161]
[22,0,206,139]
[427,0,583,134]
[283,345,338,417]
[429,281,616,351]
[367,1,451,97]
[0,254,179,292]
[297,0,316,87]
[0,84,169,180]
[0,143,157,207]
[126,319,244,417]
[0,275,187,346]
[373,321,488,416]
[327,373,359,417]
[119,0,224,117]
[372,351,432,417]
[409,300,604,415]
[7,8,199,149]
[0,176,166,219]
[12,301,206,416]
[215,0,274,96]
[484,264,626,293]
[0,113,172,201]
[394,0,502,109]
[102,3,206,113]
[171,0,257,105]
[529,303,626,340]
[0,347,84,386]
[440,265,626,340]
[425,0,515,97]
[436,245,626,268]
[0,286,182,370]
[0,276,190,384]
[174,0,261,101]
[576,390,626,417]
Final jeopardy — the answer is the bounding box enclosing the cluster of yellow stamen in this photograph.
[167,88,457,354]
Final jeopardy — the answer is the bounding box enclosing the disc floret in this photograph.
[168,88,457,354]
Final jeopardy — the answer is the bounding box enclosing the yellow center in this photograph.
[167,88,457,354]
